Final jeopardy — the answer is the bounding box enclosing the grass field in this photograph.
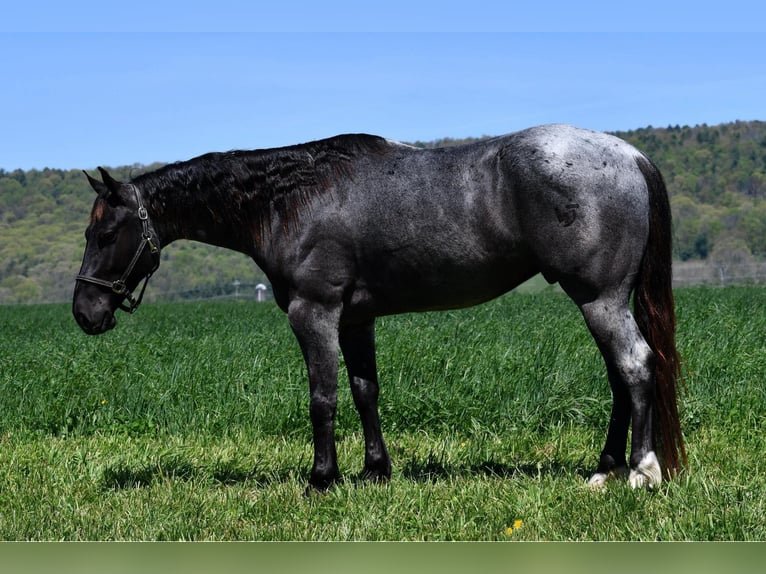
[1,286,765,540]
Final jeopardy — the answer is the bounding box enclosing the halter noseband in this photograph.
[76,185,160,314]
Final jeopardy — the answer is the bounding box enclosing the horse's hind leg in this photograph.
[339,321,392,482]
[588,360,631,486]
[571,289,662,489]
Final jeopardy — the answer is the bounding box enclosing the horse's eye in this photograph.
[97,231,117,248]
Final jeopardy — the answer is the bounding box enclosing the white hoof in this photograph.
[587,466,628,488]
[587,472,609,488]
[628,452,662,489]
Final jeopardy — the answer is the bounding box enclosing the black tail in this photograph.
[633,155,686,478]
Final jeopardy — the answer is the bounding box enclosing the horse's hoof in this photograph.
[587,472,609,489]
[587,466,628,489]
[361,460,392,483]
[628,452,662,490]
[303,484,327,497]
[304,472,342,496]
[361,469,391,484]
[303,482,334,497]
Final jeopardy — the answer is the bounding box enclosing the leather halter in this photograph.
[76,185,160,314]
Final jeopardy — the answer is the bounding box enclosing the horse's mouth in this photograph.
[74,310,116,335]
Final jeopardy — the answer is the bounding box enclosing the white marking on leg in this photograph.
[587,472,609,489]
[629,451,662,489]
[587,466,628,489]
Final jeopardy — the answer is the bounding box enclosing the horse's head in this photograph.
[73,168,160,335]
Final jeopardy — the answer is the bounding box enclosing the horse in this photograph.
[73,124,685,491]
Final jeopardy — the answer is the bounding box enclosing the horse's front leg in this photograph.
[288,298,342,491]
[339,320,391,482]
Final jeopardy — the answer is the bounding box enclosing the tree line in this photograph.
[1,120,764,304]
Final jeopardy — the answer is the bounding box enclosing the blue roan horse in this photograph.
[73,124,685,491]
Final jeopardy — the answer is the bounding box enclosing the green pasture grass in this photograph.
[0,286,765,540]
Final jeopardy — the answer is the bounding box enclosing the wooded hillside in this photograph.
[1,120,764,304]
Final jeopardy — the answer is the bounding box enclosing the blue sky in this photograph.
[1,3,764,171]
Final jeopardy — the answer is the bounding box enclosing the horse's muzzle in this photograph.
[73,300,117,335]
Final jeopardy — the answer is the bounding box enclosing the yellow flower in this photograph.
[505,520,523,536]
[101,399,107,405]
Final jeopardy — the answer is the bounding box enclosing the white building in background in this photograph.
[255,283,268,302]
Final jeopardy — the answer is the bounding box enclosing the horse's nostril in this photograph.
[74,310,89,328]
[75,313,98,335]
[102,312,116,332]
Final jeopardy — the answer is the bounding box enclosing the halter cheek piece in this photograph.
[76,185,160,314]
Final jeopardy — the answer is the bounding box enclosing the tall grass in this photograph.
[0,293,607,439]
[0,287,764,539]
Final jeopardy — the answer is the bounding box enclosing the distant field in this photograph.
[0,287,765,540]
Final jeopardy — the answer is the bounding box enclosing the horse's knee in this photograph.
[350,376,379,405]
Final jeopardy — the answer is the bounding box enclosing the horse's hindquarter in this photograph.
[505,125,651,291]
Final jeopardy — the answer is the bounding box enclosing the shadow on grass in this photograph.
[100,457,307,490]
[100,456,589,491]
[99,446,590,491]
[400,456,591,483]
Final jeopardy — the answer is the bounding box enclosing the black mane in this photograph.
[133,133,390,216]
[134,134,391,240]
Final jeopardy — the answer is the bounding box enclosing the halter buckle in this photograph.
[111,280,128,295]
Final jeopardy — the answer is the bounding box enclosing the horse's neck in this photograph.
[141,175,259,256]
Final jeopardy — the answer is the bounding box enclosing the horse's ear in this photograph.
[83,170,108,196]
[83,168,126,205]
[97,167,123,195]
